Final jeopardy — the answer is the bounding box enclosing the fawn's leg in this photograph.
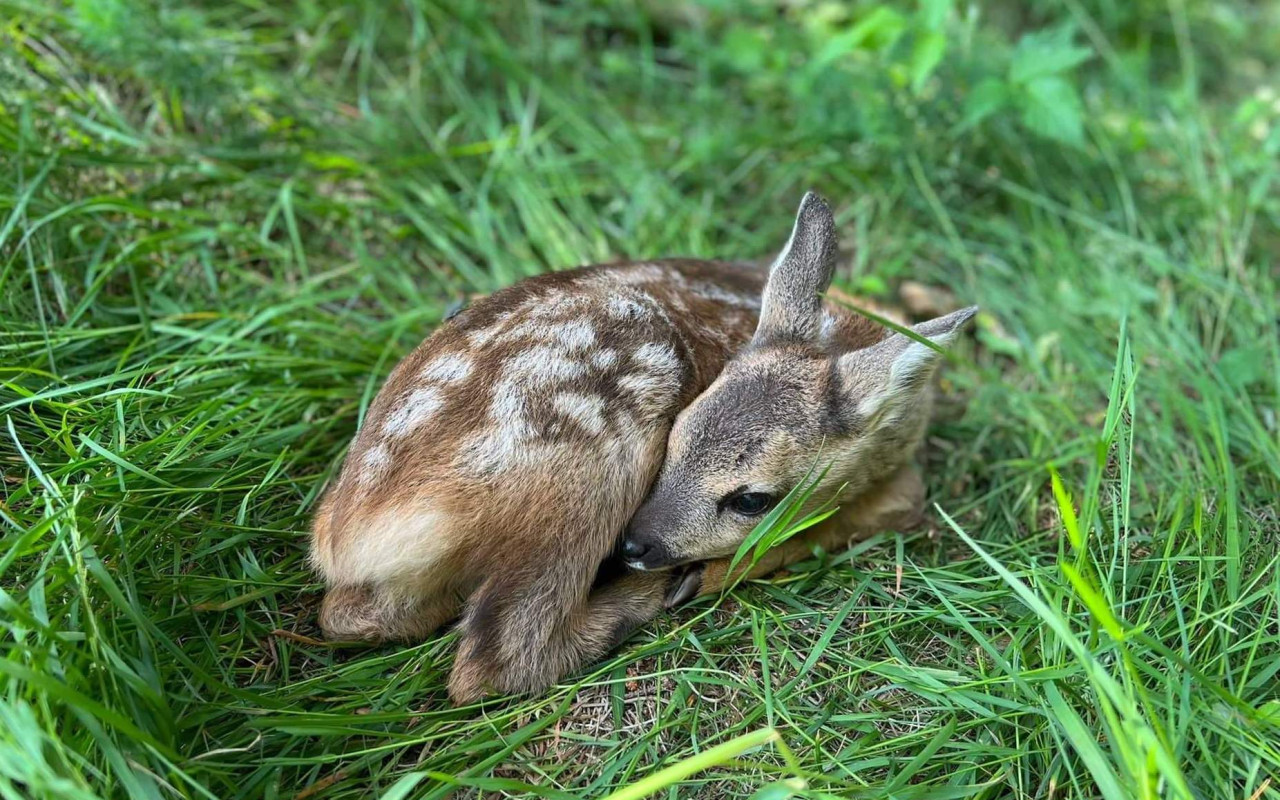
[318,583,461,642]
[445,458,668,705]
[446,558,675,704]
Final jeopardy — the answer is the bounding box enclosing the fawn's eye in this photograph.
[723,491,774,517]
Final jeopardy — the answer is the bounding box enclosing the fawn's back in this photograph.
[310,258,766,699]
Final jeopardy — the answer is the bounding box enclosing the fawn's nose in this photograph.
[620,538,649,561]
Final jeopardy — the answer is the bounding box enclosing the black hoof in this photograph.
[663,564,705,609]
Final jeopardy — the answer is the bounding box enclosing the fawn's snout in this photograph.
[621,507,679,570]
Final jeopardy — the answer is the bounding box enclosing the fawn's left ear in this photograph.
[753,192,839,347]
[837,306,979,425]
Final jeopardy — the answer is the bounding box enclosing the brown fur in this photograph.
[621,193,976,580]
[312,193,972,704]
[312,259,772,703]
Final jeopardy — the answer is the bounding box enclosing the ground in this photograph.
[2,1,1279,798]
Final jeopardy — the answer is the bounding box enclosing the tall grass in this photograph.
[2,1,1278,798]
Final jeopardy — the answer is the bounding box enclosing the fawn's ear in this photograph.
[753,192,839,346]
[837,306,979,426]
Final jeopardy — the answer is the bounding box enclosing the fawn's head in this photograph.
[622,193,977,570]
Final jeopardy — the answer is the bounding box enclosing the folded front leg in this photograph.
[448,562,672,704]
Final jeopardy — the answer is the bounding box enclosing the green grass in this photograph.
[2,1,1279,798]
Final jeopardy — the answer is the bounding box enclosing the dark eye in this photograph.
[725,491,774,517]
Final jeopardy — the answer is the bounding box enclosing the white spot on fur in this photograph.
[459,346,589,473]
[592,349,619,370]
[459,434,522,475]
[691,281,762,310]
[553,392,607,435]
[617,371,679,416]
[487,378,530,434]
[632,342,681,375]
[467,326,499,347]
[359,444,392,484]
[550,320,595,350]
[526,291,589,318]
[382,386,444,437]
[607,296,649,319]
[420,353,472,383]
[618,372,676,395]
[505,345,588,383]
[500,320,542,341]
[465,311,513,348]
[502,319,596,351]
[619,343,683,419]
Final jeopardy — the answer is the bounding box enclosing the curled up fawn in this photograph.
[309,193,976,704]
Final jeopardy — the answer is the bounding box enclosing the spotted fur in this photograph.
[311,258,766,703]
[312,192,973,705]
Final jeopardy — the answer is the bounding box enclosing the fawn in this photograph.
[623,197,976,599]
[310,193,975,704]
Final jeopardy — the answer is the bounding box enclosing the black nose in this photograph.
[621,538,649,560]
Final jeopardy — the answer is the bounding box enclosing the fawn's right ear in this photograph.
[837,305,979,427]
[753,192,838,347]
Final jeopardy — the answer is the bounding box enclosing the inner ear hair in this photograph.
[839,305,980,422]
[753,191,839,346]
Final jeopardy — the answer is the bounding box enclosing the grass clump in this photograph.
[2,0,1278,798]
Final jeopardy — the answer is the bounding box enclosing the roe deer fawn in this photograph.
[310,192,974,704]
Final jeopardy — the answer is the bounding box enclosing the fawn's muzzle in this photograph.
[620,538,648,560]
[620,530,678,570]
[625,493,688,569]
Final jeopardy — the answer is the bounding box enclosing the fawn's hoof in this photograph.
[663,564,705,608]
